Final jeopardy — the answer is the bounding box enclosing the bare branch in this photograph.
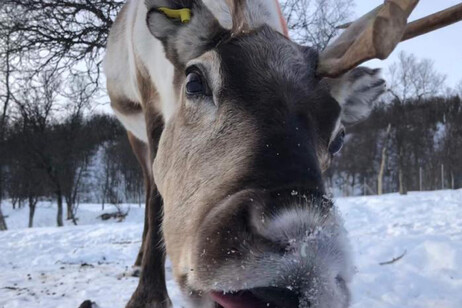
[281,0,354,50]
[0,0,124,101]
[379,250,407,266]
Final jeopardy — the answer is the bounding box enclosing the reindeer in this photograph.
[103,0,462,307]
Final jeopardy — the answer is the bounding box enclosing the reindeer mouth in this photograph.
[210,287,300,308]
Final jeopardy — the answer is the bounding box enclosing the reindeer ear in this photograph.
[146,0,227,67]
[327,67,386,125]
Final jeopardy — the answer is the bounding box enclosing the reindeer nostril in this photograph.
[250,286,300,308]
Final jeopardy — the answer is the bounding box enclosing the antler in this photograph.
[402,2,462,41]
[317,1,462,78]
[225,0,250,34]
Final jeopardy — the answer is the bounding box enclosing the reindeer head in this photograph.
[145,0,390,307]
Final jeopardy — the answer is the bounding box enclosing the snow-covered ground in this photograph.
[1,190,461,308]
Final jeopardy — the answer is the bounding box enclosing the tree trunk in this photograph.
[343,175,348,197]
[0,34,11,232]
[28,196,37,228]
[69,167,84,224]
[351,174,356,195]
[398,145,407,195]
[419,166,423,191]
[68,195,78,226]
[399,167,407,195]
[56,190,64,227]
[0,165,6,231]
[363,177,367,196]
[378,124,391,195]
[451,172,455,190]
[441,164,445,190]
[0,205,7,231]
[66,199,73,221]
[102,173,110,211]
[0,185,6,231]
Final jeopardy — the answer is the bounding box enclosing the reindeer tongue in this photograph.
[210,291,273,308]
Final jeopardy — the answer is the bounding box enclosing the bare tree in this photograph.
[0,201,6,231]
[12,70,65,226]
[0,0,123,95]
[5,130,47,228]
[100,141,124,208]
[377,124,392,195]
[440,96,462,190]
[0,2,123,225]
[389,52,446,102]
[281,0,354,50]
[457,80,462,98]
[0,25,15,231]
[388,52,446,194]
[60,75,94,223]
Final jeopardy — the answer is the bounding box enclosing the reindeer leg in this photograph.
[126,132,151,270]
[126,107,170,307]
[126,189,171,308]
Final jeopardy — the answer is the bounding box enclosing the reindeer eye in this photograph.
[185,67,210,96]
[329,130,345,155]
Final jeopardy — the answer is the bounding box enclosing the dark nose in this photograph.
[252,114,324,192]
[250,287,300,308]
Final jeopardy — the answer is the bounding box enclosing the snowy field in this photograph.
[1,190,461,308]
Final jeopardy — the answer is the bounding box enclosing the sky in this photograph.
[355,0,462,90]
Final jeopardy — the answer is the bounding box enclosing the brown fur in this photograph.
[105,1,384,307]
[107,37,172,306]
[126,57,171,308]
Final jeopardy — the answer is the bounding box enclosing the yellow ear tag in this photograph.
[158,7,191,24]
